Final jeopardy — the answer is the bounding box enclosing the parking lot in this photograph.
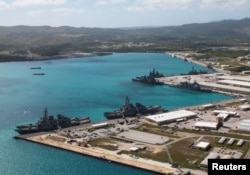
[117,130,169,144]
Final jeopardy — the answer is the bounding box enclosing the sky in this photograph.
[0,0,249,28]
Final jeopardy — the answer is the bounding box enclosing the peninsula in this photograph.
[8,18,250,175]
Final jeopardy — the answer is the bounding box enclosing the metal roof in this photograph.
[213,110,237,116]
[200,152,219,167]
[239,105,250,110]
[194,121,218,129]
[217,80,250,88]
[218,137,226,144]
[237,120,250,131]
[236,139,244,146]
[145,110,196,123]
[217,75,250,82]
[195,141,210,149]
[199,82,250,94]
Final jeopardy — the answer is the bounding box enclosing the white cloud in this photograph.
[12,0,66,7]
[127,0,250,11]
[26,7,84,16]
[96,0,126,5]
[127,0,192,11]
[51,8,84,15]
[200,0,250,9]
[26,10,46,16]
[0,0,10,8]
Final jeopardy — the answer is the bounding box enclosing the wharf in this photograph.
[157,73,250,96]
[14,132,179,175]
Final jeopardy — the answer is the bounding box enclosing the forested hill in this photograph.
[0,18,249,60]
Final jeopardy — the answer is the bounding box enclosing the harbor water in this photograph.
[0,53,231,175]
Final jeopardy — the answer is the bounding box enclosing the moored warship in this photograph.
[15,108,90,135]
[180,66,208,75]
[132,69,165,85]
[104,97,167,119]
[171,81,212,93]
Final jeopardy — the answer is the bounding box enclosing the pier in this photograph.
[15,132,179,175]
[13,96,250,175]
[157,73,250,95]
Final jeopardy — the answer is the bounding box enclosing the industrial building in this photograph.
[227,138,235,145]
[194,121,219,130]
[212,110,238,117]
[216,75,250,82]
[194,141,210,150]
[218,137,226,144]
[237,119,250,132]
[145,110,197,125]
[201,103,215,109]
[92,122,108,129]
[216,113,229,121]
[217,80,250,88]
[200,152,219,167]
[199,82,250,95]
[238,104,250,111]
[236,139,245,146]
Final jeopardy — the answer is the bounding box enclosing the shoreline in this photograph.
[0,52,113,63]
[13,96,250,175]
[11,52,249,174]
[15,133,179,175]
[165,51,229,74]
[165,52,211,70]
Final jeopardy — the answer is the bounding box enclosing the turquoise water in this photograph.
[0,53,231,175]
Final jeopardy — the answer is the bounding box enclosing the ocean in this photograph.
[0,53,232,175]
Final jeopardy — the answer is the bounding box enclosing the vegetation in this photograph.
[167,136,250,169]
[168,137,206,169]
[191,49,250,73]
[0,18,250,61]
[194,50,250,60]
[46,135,66,142]
[88,138,118,151]
[118,149,171,163]
[229,65,250,72]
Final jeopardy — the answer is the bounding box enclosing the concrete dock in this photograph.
[15,133,179,175]
[13,95,250,175]
[157,73,250,95]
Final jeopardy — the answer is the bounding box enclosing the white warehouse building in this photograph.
[145,109,197,125]
[194,121,219,130]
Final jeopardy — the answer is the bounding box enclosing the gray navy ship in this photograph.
[15,108,90,135]
[132,69,165,85]
[104,97,167,119]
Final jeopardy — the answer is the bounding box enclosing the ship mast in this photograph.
[125,96,130,106]
[43,107,48,118]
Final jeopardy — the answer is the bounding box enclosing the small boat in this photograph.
[33,73,45,75]
[30,67,41,69]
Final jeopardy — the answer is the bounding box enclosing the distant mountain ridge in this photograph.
[1,18,249,38]
[0,18,249,59]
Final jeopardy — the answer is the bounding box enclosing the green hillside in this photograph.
[0,18,249,61]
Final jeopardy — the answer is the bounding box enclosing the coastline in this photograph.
[10,52,250,175]
[0,52,113,63]
[15,133,179,175]
[13,96,250,175]
[165,52,229,74]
